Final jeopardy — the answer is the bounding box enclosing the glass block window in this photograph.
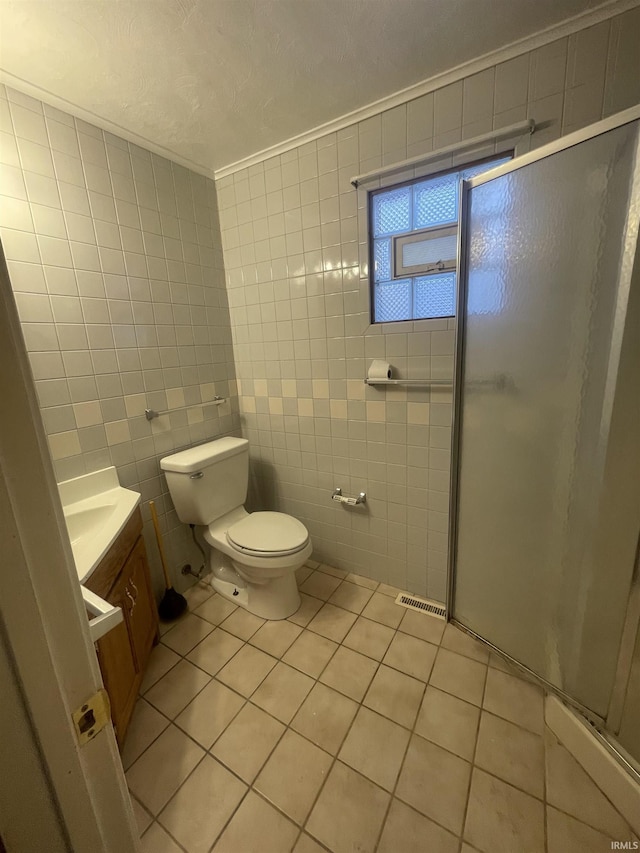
[414,272,456,318]
[413,172,458,228]
[372,186,411,236]
[375,279,412,322]
[373,237,392,282]
[370,153,511,323]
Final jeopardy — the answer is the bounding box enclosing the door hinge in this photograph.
[72,688,111,746]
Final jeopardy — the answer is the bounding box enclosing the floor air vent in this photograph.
[395,593,446,619]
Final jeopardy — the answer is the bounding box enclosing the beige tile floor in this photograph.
[125,562,636,853]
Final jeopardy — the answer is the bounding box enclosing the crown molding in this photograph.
[2,0,637,182]
[214,0,639,180]
[0,70,217,181]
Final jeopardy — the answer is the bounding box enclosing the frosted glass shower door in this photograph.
[451,112,640,718]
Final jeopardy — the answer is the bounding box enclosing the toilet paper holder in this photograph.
[332,487,367,506]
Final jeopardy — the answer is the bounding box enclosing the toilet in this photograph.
[160,437,311,619]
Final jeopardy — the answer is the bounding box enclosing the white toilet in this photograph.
[160,437,311,619]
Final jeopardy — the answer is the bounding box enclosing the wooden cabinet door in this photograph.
[125,536,158,673]
[95,572,137,745]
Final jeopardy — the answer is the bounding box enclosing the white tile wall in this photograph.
[216,8,640,602]
[1,9,638,603]
[0,86,240,593]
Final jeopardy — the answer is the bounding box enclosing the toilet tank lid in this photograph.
[160,437,248,473]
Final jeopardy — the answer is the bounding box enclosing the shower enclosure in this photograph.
[449,106,640,773]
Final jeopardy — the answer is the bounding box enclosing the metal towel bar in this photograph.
[364,378,452,387]
[145,397,225,420]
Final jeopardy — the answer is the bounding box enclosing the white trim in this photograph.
[0,250,138,850]
[1,0,636,181]
[0,627,68,852]
[545,696,640,835]
[215,0,640,179]
[0,70,217,180]
[351,120,534,187]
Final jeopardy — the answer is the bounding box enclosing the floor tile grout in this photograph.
[370,673,428,852]
[456,647,490,853]
[131,564,633,853]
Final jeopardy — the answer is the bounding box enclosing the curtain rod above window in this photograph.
[350,119,535,188]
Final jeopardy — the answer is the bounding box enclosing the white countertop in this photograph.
[58,467,141,584]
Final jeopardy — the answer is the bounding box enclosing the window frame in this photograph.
[367,151,514,325]
[393,224,458,278]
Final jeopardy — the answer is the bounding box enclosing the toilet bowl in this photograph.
[160,437,311,619]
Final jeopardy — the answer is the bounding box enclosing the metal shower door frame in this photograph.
[446,104,640,733]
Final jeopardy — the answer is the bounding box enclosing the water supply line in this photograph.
[181,524,207,579]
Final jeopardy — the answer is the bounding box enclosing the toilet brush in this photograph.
[149,500,187,621]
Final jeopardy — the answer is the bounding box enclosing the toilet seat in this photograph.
[226,511,309,557]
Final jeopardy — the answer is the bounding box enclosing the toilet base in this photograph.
[209,573,249,610]
[208,553,301,621]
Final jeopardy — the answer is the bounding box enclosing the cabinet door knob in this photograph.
[125,586,136,613]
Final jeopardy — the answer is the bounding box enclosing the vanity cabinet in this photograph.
[84,506,158,745]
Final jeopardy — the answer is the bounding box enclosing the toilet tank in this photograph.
[160,437,249,525]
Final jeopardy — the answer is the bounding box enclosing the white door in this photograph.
[0,249,139,851]
[450,106,640,720]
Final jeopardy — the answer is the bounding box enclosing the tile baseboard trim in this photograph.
[545,694,640,835]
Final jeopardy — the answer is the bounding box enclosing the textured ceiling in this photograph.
[0,0,608,172]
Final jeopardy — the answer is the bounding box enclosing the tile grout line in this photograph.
[455,649,490,853]
[301,572,559,848]
[542,728,636,843]
[223,570,392,849]
[140,606,542,798]
[138,582,498,773]
[293,576,447,849]
[148,627,596,849]
[275,582,391,849]
[370,672,429,852]
[134,565,613,852]
[199,578,384,852]
[132,615,270,829]
[136,572,365,849]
